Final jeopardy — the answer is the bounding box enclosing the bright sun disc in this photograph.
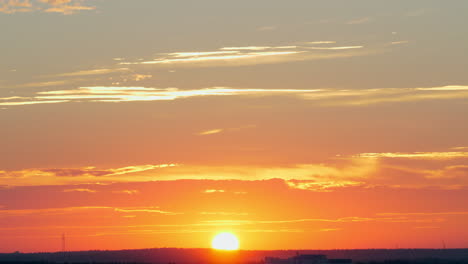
[211,232,239,250]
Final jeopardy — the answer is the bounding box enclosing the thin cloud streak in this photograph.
[119,42,375,67]
[1,149,468,189]
[197,129,224,136]
[3,85,468,107]
[357,151,468,159]
[52,68,131,77]
[0,206,180,218]
[0,0,95,14]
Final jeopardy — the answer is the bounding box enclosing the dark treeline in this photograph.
[1,249,468,264]
[356,259,468,264]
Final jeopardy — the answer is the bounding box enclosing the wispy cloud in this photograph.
[0,87,321,106]
[52,68,130,77]
[0,206,179,217]
[301,85,468,106]
[118,42,374,67]
[200,212,248,216]
[204,189,225,193]
[2,148,468,189]
[390,40,410,45]
[0,0,95,14]
[197,125,255,136]
[114,207,180,215]
[112,190,140,195]
[357,151,468,160]
[378,211,468,216]
[286,180,365,192]
[63,188,97,193]
[0,164,177,186]
[4,84,468,107]
[14,80,75,88]
[198,129,224,136]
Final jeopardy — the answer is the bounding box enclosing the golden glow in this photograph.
[211,232,239,250]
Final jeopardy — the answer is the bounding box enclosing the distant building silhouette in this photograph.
[266,255,352,264]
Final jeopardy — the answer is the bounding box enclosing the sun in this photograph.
[211,232,239,250]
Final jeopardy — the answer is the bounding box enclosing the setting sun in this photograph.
[211,232,240,250]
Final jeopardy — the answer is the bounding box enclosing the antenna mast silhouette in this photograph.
[62,233,66,252]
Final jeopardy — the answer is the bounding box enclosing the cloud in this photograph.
[196,125,255,136]
[119,42,375,67]
[378,212,468,216]
[305,46,363,50]
[197,129,224,136]
[0,87,321,106]
[63,188,97,193]
[131,74,152,82]
[390,41,410,45]
[319,228,342,232]
[0,164,177,186]
[0,100,68,106]
[41,164,173,177]
[14,80,74,88]
[200,212,248,216]
[356,151,468,160]
[0,0,95,14]
[52,68,130,77]
[286,180,365,192]
[199,215,443,226]
[0,206,179,218]
[300,85,468,106]
[112,190,140,195]
[204,189,225,193]
[4,84,468,107]
[114,207,180,215]
[2,148,468,189]
[304,41,337,45]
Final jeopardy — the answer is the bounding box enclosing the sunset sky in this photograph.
[1,0,468,253]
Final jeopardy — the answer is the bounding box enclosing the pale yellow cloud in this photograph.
[5,84,467,108]
[378,212,468,216]
[0,206,179,218]
[131,74,152,81]
[200,212,248,216]
[306,46,363,50]
[114,207,180,215]
[1,148,468,189]
[390,41,410,45]
[204,189,225,193]
[301,85,468,106]
[63,188,97,193]
[119,42,375,67]
[197,129,224,136]
[356,151,468,160]
[0,100,68,106]
[53,68,130,77]
[0,164,177,186]
[0,0,94,14]
[14,80,74,88]
[286,180,365,192]
[0,87,321,106]
[112,190,140,195]
[304,41,337,45]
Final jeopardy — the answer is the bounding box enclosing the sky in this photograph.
[1,0,468,253]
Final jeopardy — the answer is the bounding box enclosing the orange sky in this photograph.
[1,0,468,253]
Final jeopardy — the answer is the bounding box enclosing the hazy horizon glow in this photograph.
[1,0,468,253]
